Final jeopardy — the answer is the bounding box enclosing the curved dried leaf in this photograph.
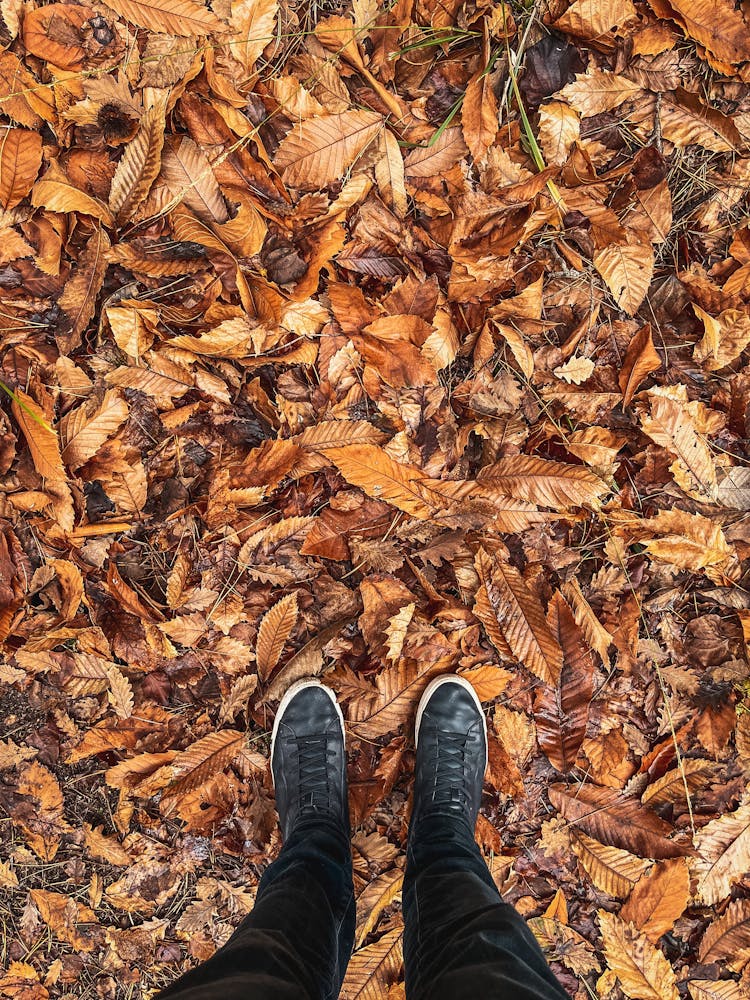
[57,227,111,354]
[167,730,245,795]
[599,911,678,1000]
[689,981,747,1000]
[550,783,691,859]
[641,759,718,810]
[355,870,404,947]
[572,831,650,897]
[404,127,467,178]
[60,390,128,468]
[698,898,750,968]
[256,592,299,681]
[0,127,42,209]
[560,71,643,117]
[619,323,661,406]
[658,0,750,65]
[275,111,383,190]
[104,0,223,34]
[538,101,580,166]
[476,547,563,685]
[640,388,718,501]
[660,89,740,152]
[462,69,499,162]
[228,0,278,72]
[693,801,750,905]
[375,129,407,218]
[161,136,228,224]
[31,159,114,225]
[341,926,403,1000]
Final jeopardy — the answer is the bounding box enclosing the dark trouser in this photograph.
[158,813,568,1000]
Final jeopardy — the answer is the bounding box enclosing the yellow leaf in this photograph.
[0,126,42,209]
[594,240,653,315]
[104,0,223,34]
[572,831,649,897]
[256,593,299,681]
[275,111,383,190]
[599,910,679,1000]
[538,100,580,166]
[355,870,404,947]
[340,927,404,1000]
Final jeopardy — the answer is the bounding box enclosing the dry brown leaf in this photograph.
[104,0,223,34]
[476,548,563,686]
[462,68,499,163]
[0,127,42,209]
[560,71,643,117]
[692,801,750,905]
[57,227,111,354]
[599,910,679,1000]
[572,831,650,897]
[478,456,608,510]
[340,926,404,1000]
[594,241,654,316]
[619,324,661,406]
[256,592,299,681]
[355,870,403,948]
[620,859,690,943]
[109,103,167,221]
[31,159,114,226]
[698,898,750,969]
[275,112,383,191]
[60,390,129,469]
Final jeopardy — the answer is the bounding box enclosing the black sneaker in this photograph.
[412,675,488,829]
[271,679,349,840]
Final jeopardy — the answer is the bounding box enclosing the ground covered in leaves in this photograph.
[2,0,750,995]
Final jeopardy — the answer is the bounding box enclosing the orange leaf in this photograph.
[256,593,299,681]
[0,127,42,209]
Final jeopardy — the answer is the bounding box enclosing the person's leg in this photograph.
[158,680,355,1000]
[403,676,568,1000]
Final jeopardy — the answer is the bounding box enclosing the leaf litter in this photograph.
[1,0,750,995]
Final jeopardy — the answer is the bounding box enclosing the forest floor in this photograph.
[2,0,750,996]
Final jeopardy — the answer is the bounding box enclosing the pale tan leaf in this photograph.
[403,127,468,178]
[274,111,383,190]
[560,579,613,664]
[594,241,653,315]
[219,674,259,724]
[340,926,403,1000]
[572,831,650,897]
[478,456,608,510]
[105,665,134,720]
[692,801,750,905]
[640,387,718,501]
[693,307,750,371]
[355,870,404,948]
[554,0,637,39]
[554,356,595,384]
[620,859,690,943]
[83,823,132,866]
[60,390,129,469]
[227,0,278,71]
[538,101,580,166]
[161,136,228,224]
[641,759,718,810]
[256,593,299,681]
[475,548,563,686]
[375,129,407,218]
[559,71,643,117]
[385,603,415,663]
[698,898,750,969]
[109,103,167,220]
[104,0,223,34]
[599,910,679,1000]
[689,981,747,1000]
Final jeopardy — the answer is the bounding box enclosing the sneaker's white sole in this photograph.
[415,674,488,770]
[270,678,345,788]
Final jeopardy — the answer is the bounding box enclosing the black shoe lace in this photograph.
[289,735,336,811]
[429,730,470,809]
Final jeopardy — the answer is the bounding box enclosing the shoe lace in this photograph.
[429,730,470,808]
[289,735,336,811]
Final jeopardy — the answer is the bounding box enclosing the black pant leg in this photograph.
[158,819,355,1000]
[403,813,569,1000]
